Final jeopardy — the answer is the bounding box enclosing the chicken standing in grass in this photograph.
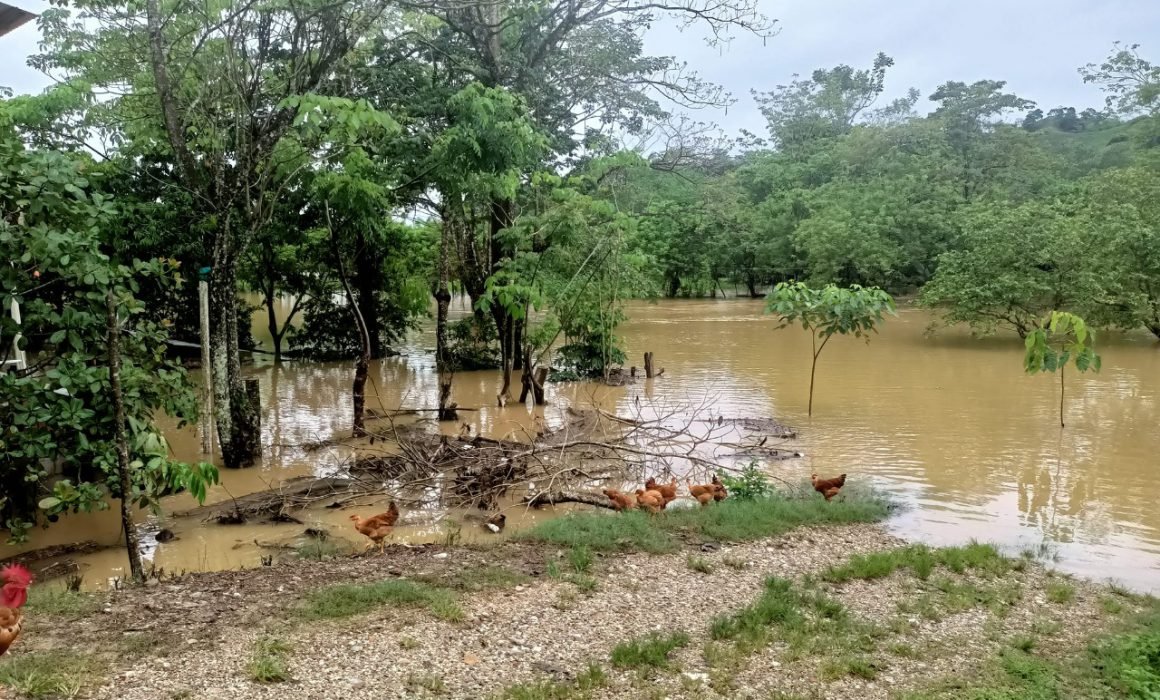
[811,473,847,501]
[0,564,32,657]
[635,489,665,514]
[711,475,728,502]
[350,502,400,554]
[603,488,638,511]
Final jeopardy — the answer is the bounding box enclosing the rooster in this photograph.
[811,473,847,501]
[350,502,400,554]
[0,564,32,657]
[711,475,729,502]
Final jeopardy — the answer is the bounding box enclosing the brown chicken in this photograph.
[711,475,729,502]
[603,488,638,512]
[644,478,679,505]
[635,489,665,514]
[811,473,847,501]
[687,479,715,507]
[0,564,32,657]
[350,502,400,554]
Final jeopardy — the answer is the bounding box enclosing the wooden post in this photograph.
[644,352,655,379]
[198,279,214,454]
[533,366,549,406]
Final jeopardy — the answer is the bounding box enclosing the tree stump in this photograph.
[644,352,655,379]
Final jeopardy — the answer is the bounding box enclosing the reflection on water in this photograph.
[6,298,1160,592]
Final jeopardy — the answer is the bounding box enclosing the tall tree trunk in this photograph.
[264,284,282,364]
[435,208,456,421]
[105,291,144,584]
[329,204,371,437]
[209,254,261,468]
[354,232,384,359]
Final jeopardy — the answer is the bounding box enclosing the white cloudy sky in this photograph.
[4,0,1159,136]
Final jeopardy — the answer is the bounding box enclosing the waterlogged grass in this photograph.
[610,631,691,670]
[522,492,891,552]
[821,542,1012,584]
[0,651,102,699]
[302,579,464,622]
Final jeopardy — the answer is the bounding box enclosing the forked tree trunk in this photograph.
[209,256,262,468]
[106,291,144,584]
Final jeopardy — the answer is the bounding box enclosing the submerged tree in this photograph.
[766,282,895,416]
[1023,311,1101,428]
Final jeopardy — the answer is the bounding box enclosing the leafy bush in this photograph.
[719,462,774,501]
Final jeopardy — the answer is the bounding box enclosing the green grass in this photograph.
[247,636,292,683]
[686,555,714,574]
[24,586,102,616]
[0,651,102,699]
[418,565,530,592]
[821,542,1010,584]
[494,665,607,699]
[1046,580,1076,605]
[302,579,464,622]
[521,492,890,553]
[404,672,446,694]
[610,631,690,670]
[905,603,1160,699]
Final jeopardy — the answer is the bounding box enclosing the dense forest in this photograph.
[1,0,1158,548]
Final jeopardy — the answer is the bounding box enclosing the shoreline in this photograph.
[4,500,1156,699]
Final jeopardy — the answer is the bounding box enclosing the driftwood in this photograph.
[0,540,105,566]
[523,490,617,510]
[177,476,359,523]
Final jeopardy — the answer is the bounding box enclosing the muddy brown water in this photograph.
[5,298,1160,592]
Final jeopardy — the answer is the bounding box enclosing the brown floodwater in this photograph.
[6,297,1160,592]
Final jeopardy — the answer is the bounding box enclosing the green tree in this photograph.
[0,113,217,580]
[1023,312,1101,428]
[766,282,895,416]
[920,200,1105,337]
[31,0,387,467]
[1082,167,1160,337]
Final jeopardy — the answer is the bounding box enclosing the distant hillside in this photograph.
[1032,117,1153,173]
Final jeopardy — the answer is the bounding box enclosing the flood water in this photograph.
[6,298,1160,592]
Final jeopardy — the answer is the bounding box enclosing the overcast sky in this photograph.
[4,0,1159,137]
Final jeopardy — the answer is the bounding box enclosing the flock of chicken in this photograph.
[601,471,848,515]
[602,475,729,514]
[347,472,852,553]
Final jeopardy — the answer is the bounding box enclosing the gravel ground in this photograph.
[8,525,1137,700]
[80,525,899,699]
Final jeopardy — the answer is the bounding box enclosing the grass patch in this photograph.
[906,601,1160,699]
[247,636,292,683]
[24,586,101,616]
[686,555,714,574]
[1046,580,1076,605]
[420,565,530,592]
[610,631,690,670]
[0,651,102,699]
[820,655,880,681]
[495,665,607,699]
[521,492,890,552]
[404,672,446,694]
[822,542,1010,584]
[302,579,463,622]
[722,556,748,570]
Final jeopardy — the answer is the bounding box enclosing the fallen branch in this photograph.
[523,490,617,510]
